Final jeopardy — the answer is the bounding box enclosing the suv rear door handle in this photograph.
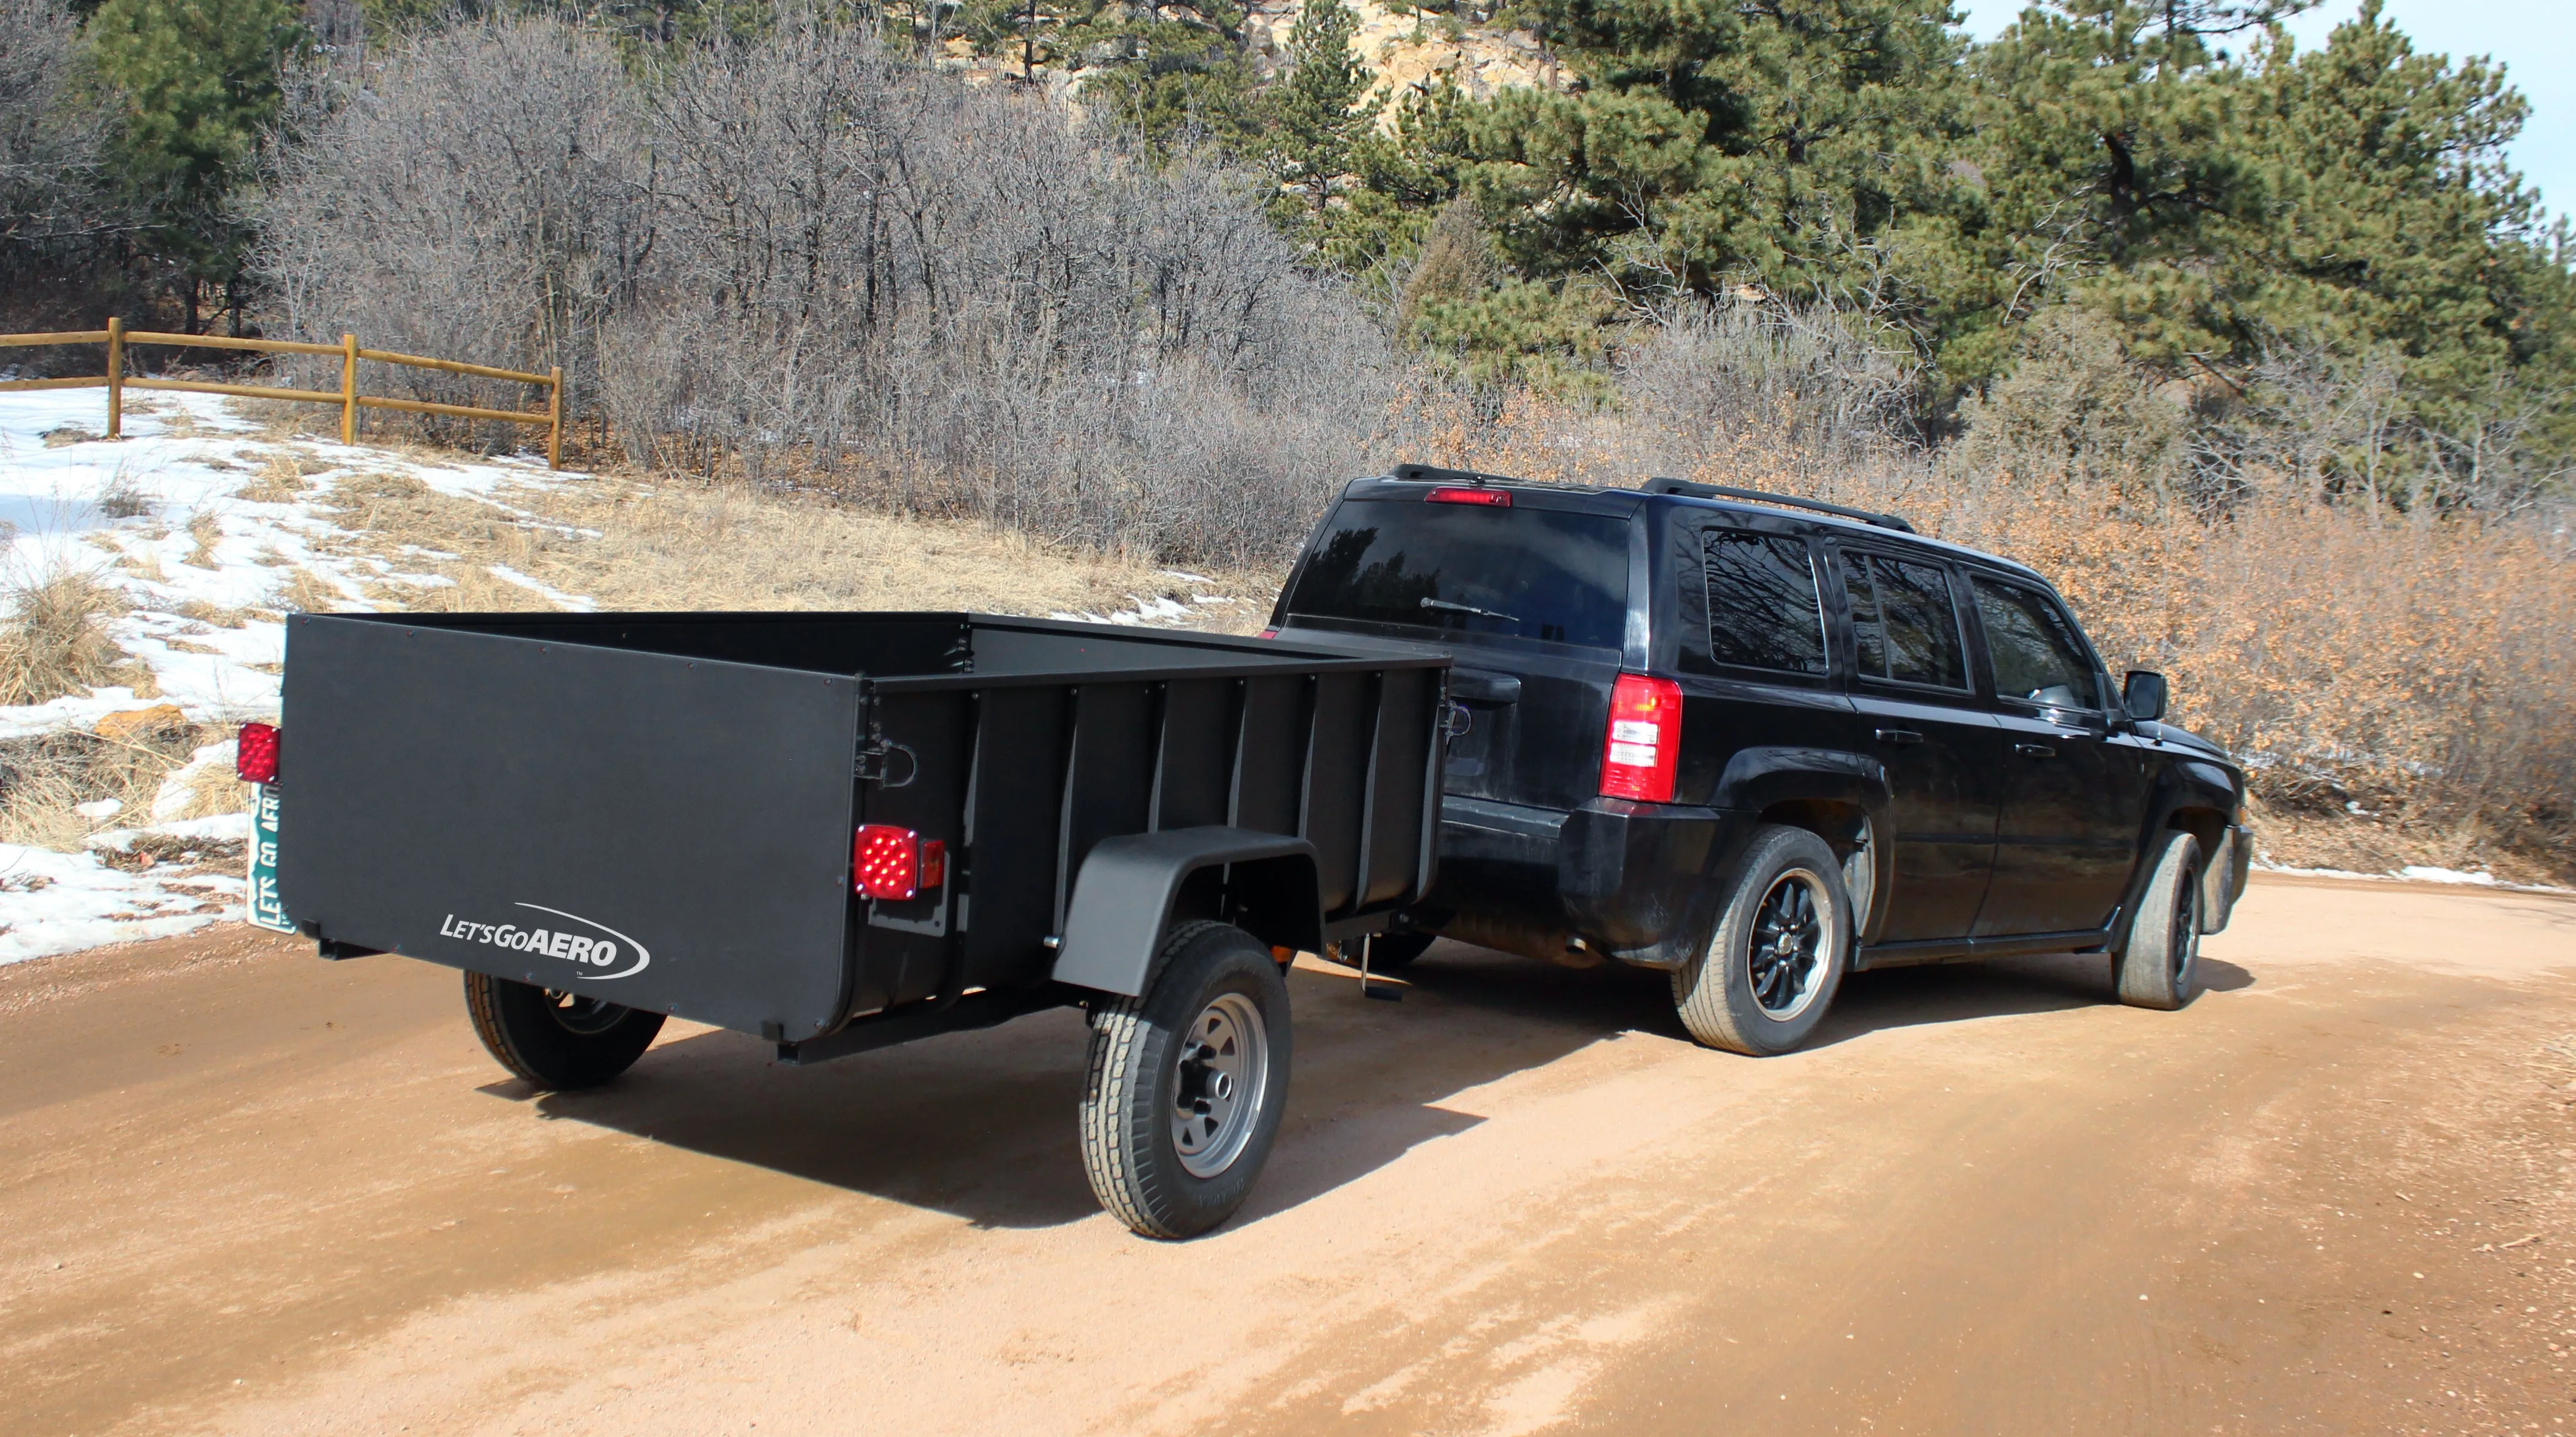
[2016,743,2057,758]
[1874,728,1924,746]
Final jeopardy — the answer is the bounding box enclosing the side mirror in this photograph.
[2122,671,2168,723]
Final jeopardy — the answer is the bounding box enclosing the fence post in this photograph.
[340,333,357,445]
[105,317,122,439]
[547,366,563,471]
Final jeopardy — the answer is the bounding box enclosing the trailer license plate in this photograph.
[246,783,293,935]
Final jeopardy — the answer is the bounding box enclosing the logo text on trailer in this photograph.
[440,903,652,980]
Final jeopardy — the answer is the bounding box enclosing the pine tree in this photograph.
[88,0,306,331]
[1262,0,1371,220]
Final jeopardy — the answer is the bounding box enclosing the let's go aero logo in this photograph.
[441,903,651,981]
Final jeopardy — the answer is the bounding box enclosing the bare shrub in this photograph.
[257,19,652,442]
[0,567,146,705]
[0,0,119,334]
[259,14,1396,567]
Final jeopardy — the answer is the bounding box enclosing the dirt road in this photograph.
[5,877,2575,1436]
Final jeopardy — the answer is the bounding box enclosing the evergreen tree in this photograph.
[88,0,305,331]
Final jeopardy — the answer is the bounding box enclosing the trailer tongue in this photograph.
[259,611,1449,1238]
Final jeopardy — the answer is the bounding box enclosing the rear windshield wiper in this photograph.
[1420,597,1519,624]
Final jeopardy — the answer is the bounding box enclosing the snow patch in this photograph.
[0,390,598,962]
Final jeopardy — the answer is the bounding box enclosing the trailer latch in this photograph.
[855,738,918,787]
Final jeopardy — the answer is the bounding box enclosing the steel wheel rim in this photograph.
[1746,868,1832,1020]
[545,990,628,1037]
[1171,992,1268,1179]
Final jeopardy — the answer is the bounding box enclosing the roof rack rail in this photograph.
[1638,477,1916,534]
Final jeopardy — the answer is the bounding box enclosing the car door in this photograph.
[1672,518,1854,807]
[1965,572,2151,937]
[1830,545,2003,943]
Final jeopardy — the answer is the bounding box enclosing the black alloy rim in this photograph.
[2170,872,2199,982]
[1748,873,1826,1016]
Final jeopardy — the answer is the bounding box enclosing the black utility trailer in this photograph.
[263,612,1450,1237]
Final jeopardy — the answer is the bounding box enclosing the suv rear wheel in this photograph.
[1673,825,1853,1055]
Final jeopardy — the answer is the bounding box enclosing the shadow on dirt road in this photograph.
[514,942,2254,1229]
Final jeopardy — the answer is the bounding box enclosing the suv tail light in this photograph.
[854,824,945,901]
[1425,486,1510,507]
[235,722,280,784]
[1598,674,1681,802]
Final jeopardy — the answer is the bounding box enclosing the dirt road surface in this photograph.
[5,876,2576,1436]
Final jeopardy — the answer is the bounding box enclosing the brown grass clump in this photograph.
[175,599,252,628]
[182,511,224,568]
[234,451,316,504]
[0,716,239,854]
[271,567,347,614]
[0,569,151,706]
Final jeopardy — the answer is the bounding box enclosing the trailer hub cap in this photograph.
[1171,992,1268,1178]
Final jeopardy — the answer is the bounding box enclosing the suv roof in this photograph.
[1370,465,2049,587]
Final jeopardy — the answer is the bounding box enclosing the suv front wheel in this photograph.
[1673,825,1854,1055]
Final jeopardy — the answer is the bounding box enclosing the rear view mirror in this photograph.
[2123,671,2169,722]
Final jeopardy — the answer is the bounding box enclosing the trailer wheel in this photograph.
[1080,921,1292,1240]
[2113,830,2204,1011]
[463,971,667,1090]
[1671,825,1852,1056]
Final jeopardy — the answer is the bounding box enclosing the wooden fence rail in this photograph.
[0,318,563,469]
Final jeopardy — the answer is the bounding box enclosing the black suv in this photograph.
[1265,465,2251,1054]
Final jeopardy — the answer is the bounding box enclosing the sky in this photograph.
[1947,1,2574,228]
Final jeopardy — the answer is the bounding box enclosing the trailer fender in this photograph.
[1053,828,1323,998]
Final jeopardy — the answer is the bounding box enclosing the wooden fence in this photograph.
[0,318,564,469]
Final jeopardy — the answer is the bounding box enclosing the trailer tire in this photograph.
[1080,920,1292,1240]
[1671,825,1852,1056]
[463,971,666,1089]
[2114,830,2204,1011]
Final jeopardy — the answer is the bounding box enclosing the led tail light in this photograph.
[1598,674,1682,802]
[1425,486,1511,507]
[854,824,945,901]
[235,722,280,785]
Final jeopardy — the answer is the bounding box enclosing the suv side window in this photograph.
[1971,576,2096,709]
[1843,551,1967,690]
[1701,528,1827,675]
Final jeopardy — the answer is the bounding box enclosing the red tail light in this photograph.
[855,824,945,901]
[1258,627,1279,639]
[1598,674,1682,802]
[235,722,280,785]
[1426,486,1510,507]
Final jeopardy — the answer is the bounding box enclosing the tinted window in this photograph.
[1973,577,2096,708]
[1284,499,1631,648]
[1702,529,1825,674]
[1843,552,1965,689]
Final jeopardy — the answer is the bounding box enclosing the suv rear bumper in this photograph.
[1419,795,1755,968]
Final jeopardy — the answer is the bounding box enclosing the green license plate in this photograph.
[246,783,293,934]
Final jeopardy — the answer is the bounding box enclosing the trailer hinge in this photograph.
[855,735,918,787]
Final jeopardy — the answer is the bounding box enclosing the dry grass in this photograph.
[181,511,224,568]
[0,715,238,854]
[0,568,152,706]
[233,450,318,504]
[306,466,1274,629]
[174,599,252,628]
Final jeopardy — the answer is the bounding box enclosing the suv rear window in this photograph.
[1284,498,1631,649]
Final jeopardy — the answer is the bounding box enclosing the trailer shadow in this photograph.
[513,945,2255,1232]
